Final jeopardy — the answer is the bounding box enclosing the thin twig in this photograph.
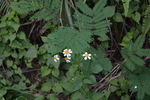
[65,0,73,27]
[20,22,34,26]
[28,23,36,38]
[22,68,41,73]
[59,0,63,26]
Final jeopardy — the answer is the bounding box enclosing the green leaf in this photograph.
[75,0,114,42]
[48,27,91,54]
[17,32,26,40]
[113,13,124,22]
[25,46,37,59]
[47,94,58,100]
[121,95,130,100]
[11,0,60,21]
[41,66,51,77]
[71,91,82,100]
[34,96,44,100]
[15,96,28,100]
[142,5,150,34]
[131,12,141,24]
[52,83,63,93]
[41,82,51,92]
[103,6,115,18]
[90,64,103,74]
[83,75,96,84]
[90,47,112,72]
[134,35,145,49]
[122,0,131,16]
[12,81,27,90]
[127,68,150,100]
[52,69,59,77]
[66,65,78,78]
[48,56,60,69]
[120,32,134,47]
[9,33,16,42]
[0,88,7,97]
[63,79,83,92]
[6,60,13,67]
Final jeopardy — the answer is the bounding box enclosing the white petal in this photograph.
[88,57,91,60]
[70,50,72,53]
[88,54,91,56]
[67,57,71,59]
[54,59,57,62]
[134,86,137,89]
[66,60,71,63]
[66,54,71,57]
[69,49,72,52]
[84,57,87,60]
[64,49,67,51]
[82,54,85,56]
[54,55,58,57]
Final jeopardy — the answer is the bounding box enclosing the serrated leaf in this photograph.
[41,67,51,77]
[103,6,115,18]
[83,75,96,84]
[41,82,51,92]
[122,0,131,16]
[52,69,59,77]
[90,47,112,72]
[25,46,37,59]
[63,79,82,92]
[52,83,63,93]
[48,27,91,54]
[47,94,58,100]
[71,91,82,100]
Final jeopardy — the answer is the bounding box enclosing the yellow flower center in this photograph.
[85,53,89,57]
[64,57,69,60]
[54,57,58,60]
[65,50,70,54]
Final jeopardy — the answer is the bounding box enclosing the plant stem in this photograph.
[65,0,73,27]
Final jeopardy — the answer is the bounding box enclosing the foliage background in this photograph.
[0,0,150,100]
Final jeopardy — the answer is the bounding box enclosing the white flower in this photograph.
[82,52,92,60]
[64,56,71,63]
[134,85,138,89]
[63,49,72,57]
[53,55,60,62]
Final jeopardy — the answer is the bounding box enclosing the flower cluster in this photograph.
[63,49,72,63]
[53,49,92,63]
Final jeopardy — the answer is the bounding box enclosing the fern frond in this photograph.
[47,27,91,54]
[142,5,150,34]
[10,0,60,21]
[74,0,115,41]
[46,0,115,54]
[0,0,10,15]
[121,35,150,71]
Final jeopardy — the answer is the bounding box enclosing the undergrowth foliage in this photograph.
[0,0,150,100]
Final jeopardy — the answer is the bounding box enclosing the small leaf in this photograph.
[113,13,124,22]
[63,79,82,92]
[47,94,58,100]
[71,91,82,100]
[52,83,63,93]
[122,0,131,16]
[52,69,59,77]
[25,46,37,59]
[41,82,51,92]
[103,6,115,17]
[41,67,51,77]
[131,12,141,24]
